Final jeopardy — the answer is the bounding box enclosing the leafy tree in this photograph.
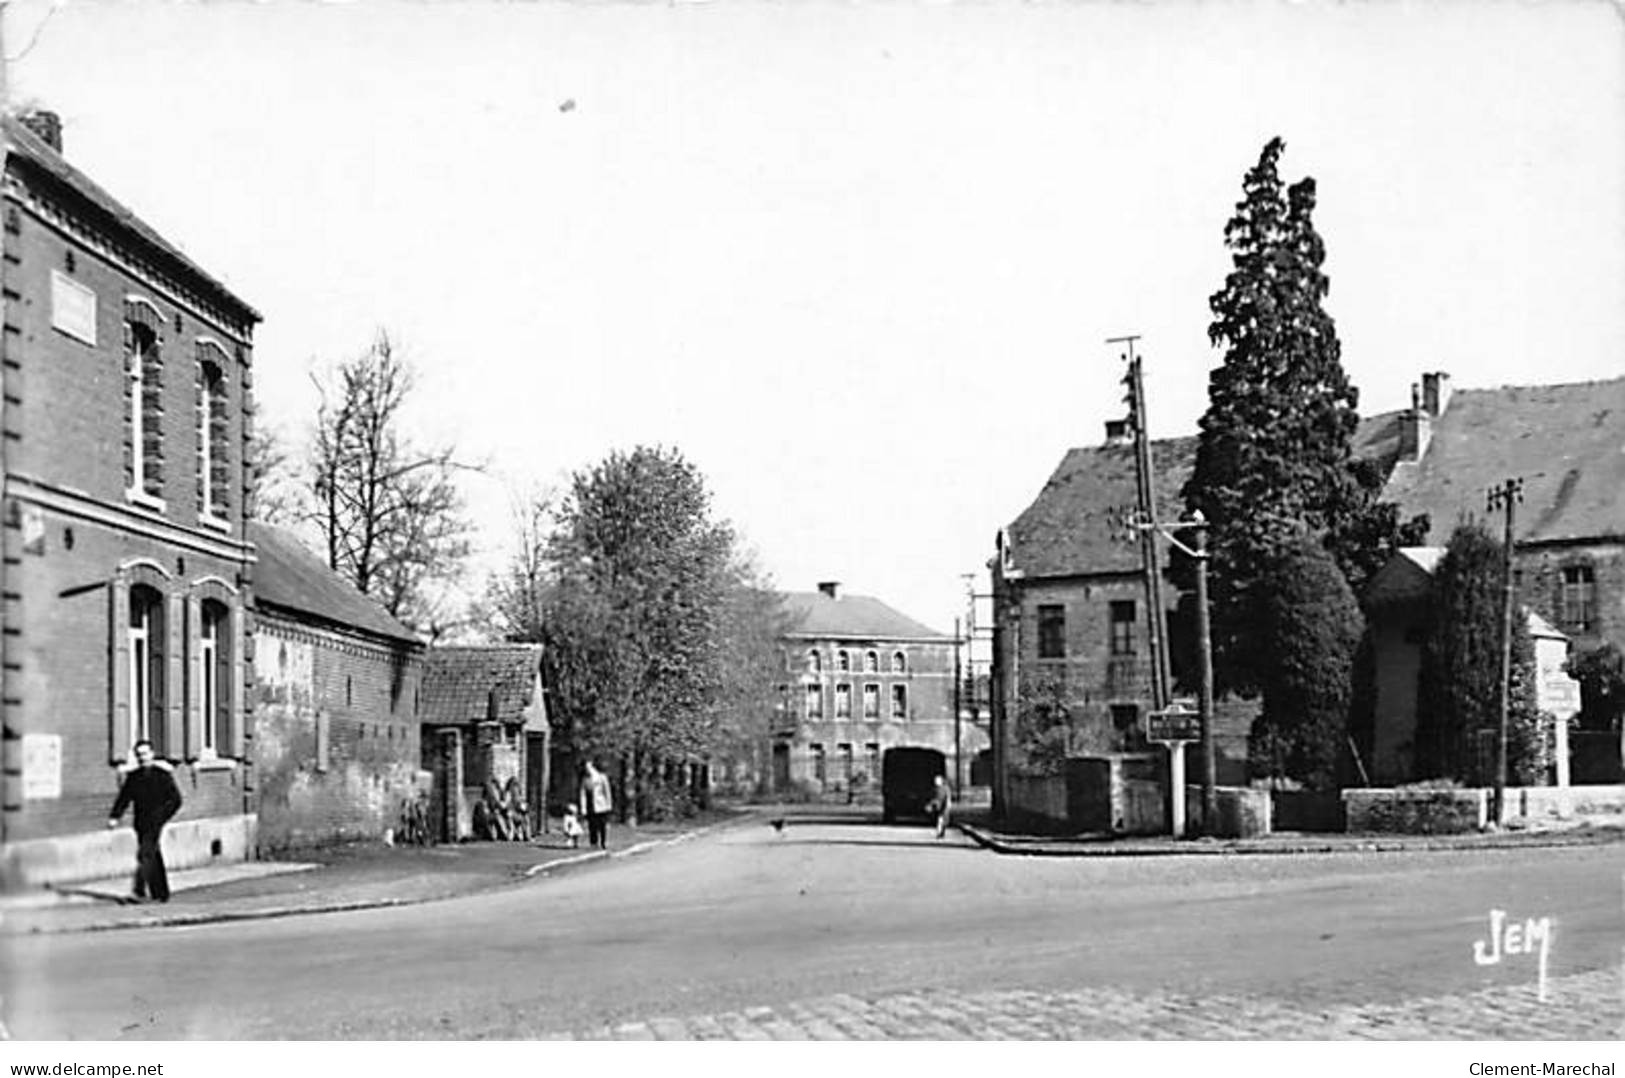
[1181,137,1421,698]
[1416,522,1541,783]
[1248,535,1364,790]
[1010,671,1071,776]
[1566,643,1625,733]
[305,331,472,634]
[533,445,787,819]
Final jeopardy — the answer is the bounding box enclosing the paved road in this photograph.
[3,811,1620,1039]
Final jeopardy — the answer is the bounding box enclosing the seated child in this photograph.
[562,804,585,848]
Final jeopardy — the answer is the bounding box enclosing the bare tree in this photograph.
[307,330,473,632]
[244,421,306,525]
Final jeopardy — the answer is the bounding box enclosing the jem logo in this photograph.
[1472,908,1553,1001]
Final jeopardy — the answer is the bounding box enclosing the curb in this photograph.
[10,814,753,937]
[955,822,1625,857]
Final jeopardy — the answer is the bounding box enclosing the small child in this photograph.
[561,804,585,849]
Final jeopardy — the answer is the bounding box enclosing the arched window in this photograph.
[890,651,906,674]
[807,649,822,674]
[127,584,166,755]
[197,344,230,522]
[125,310,165,501]
[837,650,851,673]
[864,650,879,673]
[199,599,232,755]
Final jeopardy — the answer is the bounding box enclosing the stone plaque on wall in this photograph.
[22,733,61,800]
[50,270,97,346]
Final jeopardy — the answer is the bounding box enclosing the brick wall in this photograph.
[253,613,423,853]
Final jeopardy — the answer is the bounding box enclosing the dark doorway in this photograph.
[772,741,791,792]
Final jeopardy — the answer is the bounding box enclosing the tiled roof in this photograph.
[249,523,420,646]
[1362,547,1443,608]
[1383,378,1625,546]
[420,646,547,727]
[782,592,952,642]
[1,114,260,324]
[1005,411,1404,580]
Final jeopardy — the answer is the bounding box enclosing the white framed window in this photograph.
[806,649,821,674]
[890,651,907,674]
[863,683,879,719]
[126,585,165,755]
[805,683,823,720]
[124,300,165,505]
[891,684,907,719]
[837,650,851,673]
[197,345,231,525]
[864,650,879,673]
[835,683,852,719]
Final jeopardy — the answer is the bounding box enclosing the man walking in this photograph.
[579,760,614,850]
[107,739,183,903]
[928,774,953,839]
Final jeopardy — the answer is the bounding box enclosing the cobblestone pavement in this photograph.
[559,968,1622,1040]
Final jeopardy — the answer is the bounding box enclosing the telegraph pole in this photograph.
[1110,335,1171,711]
[1191,513,1217,829]
[953,616,963,796]
[1487,477,1523,826]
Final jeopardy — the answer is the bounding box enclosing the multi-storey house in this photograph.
[773,582,976,796]
[0,113,262,886]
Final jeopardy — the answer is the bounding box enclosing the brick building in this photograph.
[0,114,263,887]
[250,524,425,853]
[989,410,1403,813]
[419,645,549,842]
[767,582,975,797]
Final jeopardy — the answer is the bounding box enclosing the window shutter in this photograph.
[186,595,202,759]
[164,591,185,758]
[109,576,130,764]
[229,606,247,759]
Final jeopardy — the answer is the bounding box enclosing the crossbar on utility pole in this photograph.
[1487,477,1523,827]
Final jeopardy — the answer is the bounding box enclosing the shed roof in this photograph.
[420,645,547,727]
[249,523,420,646]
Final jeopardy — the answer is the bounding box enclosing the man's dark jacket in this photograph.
[110,763,183,834]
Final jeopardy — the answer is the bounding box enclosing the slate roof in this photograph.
[420,646,547,727]
[1005,411,1403,580]
[1,114,260,324]
[1382,378,1625,546]
[1363,547,1569,641]
[249,523,420,646]
[782,591,952,642]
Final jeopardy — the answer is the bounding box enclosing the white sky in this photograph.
[12,0,1624,636]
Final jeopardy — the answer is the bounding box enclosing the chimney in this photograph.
[1398,381,1432,462]
[18,110,62,154]
[817,581,840,600]
[1420,371,1451,418]
[1103,419,1133,447]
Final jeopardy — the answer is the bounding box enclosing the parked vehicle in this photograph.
[882,746,946,824]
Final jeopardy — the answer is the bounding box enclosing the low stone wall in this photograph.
[1006,773,1070,832]
[1343,788,1487,833]
[1184,785,1272,838]
[1508,784,1625,820]
[0,813,257,890]
[1273,789,1345,832]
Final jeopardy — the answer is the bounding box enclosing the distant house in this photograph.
[0,112,263,888]
[250,523,425,853]
[989,411,1403,814]
[419,645,549,841]
[765,582,976,797]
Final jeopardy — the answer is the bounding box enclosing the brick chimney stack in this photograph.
[1421,371,1451,417]
[817,581,840,600]
[1103,419,1134,447]
[18,109,62,153]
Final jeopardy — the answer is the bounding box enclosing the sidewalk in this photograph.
[0,809,749,937]
[956,808,1625,856]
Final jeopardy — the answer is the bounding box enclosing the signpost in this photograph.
[1147,701,1199,837]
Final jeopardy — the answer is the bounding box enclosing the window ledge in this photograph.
[199,513,232,534]
[192,755,238,772]
[125,489,167,513]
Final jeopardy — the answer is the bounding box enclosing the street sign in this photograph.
[1146,703,1200,743]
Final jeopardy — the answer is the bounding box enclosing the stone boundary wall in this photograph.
[1343,788,1487,833]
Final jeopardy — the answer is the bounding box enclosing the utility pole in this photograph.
[1191,512,1217,829]
[1110,335,1170,711]
[1487,477,1523,826]
[953,616,963,796]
